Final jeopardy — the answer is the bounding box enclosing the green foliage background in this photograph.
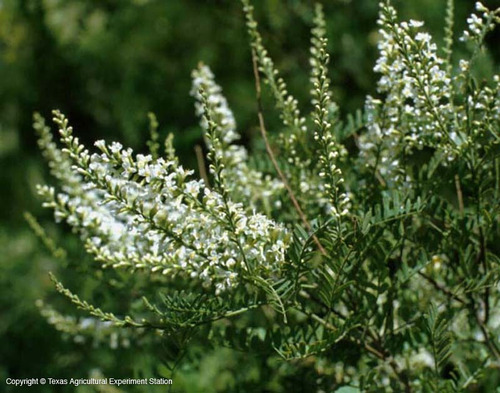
[0,0,498,392]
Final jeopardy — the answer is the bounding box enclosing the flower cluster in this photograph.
[190,64,283,210]
[460,2,500,44]
[359,1,486,185]
[309,4,349,218]
[376,4,452,145]
[37,110,290,295]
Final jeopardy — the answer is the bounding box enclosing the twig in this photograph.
[476,313,500,360]
[298,289,412,391]
[251,49,326,255]
[306,305,412,392]
[468,287,500,360]
[366,329,413,393]
[298,290,347,321]
[454,174,464,216]
[476,226,490,324]
[418,271,466,305]
[194,144,210,187]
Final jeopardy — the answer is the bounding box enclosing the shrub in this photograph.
[32,1,500,391]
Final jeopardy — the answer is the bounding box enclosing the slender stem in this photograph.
[477,226,490,324]
[473,301,500,360]
[251,49,326,255]
[194,144,210,187]
[495,158,499,202]
[372,143,387,187]
[367,329,413,393]
[418,271,466,305]
[479,323,500,359]
[298,289,347,321]
[305,305,412,392]
[299,287,412,391]
[454,174,464,217]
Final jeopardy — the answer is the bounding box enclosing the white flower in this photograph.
[94,140,107,151]
[109,141,123,154]
[415,32,431,43]
[185,181,201,198]
[409,20,424,28]
[410,348,435,369]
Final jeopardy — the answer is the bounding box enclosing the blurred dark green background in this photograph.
[1,0,498,392]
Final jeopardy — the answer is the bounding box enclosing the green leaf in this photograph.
[334,387,360,393]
